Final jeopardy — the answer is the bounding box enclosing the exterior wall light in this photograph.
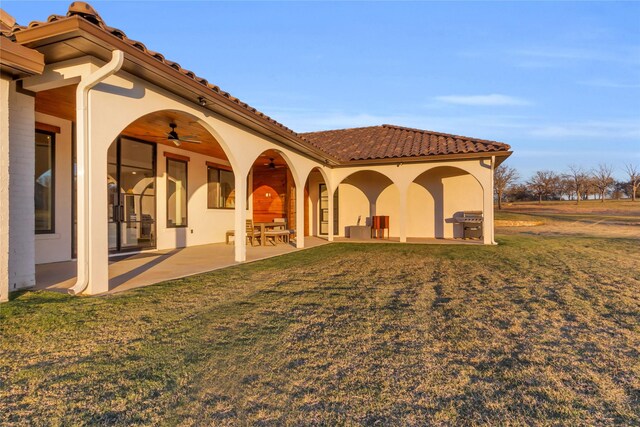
[198,97,207,107]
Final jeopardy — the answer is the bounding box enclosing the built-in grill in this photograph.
[454,211,484,239]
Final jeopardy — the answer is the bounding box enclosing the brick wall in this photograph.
[6,81,36,293]
[0,77,10,301]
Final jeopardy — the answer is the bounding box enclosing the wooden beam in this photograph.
[35,122,61,134]
[206,160,232,171]
[163,151,190,162]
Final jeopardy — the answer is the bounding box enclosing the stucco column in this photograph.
[482,160,496,245]
[295,184,305,248]
[234,170,247,262]
[398,186,408,243]
[82,136,110,294]
[327,186,334,242]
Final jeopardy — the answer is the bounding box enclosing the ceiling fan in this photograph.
[164,123,201,147]
[263,158,286,169]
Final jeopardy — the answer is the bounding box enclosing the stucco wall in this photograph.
[155,144,237,250]
[35,112,73,264]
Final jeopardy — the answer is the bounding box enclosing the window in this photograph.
[35,130,55,233]
[207,166,235,209]
[166,158,188,227]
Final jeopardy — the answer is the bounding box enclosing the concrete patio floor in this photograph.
[35,237,329,294]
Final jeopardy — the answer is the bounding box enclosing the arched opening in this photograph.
[408,166,483,239]
[304,167,332,238]
[105,109,235,253]
[248,149,298,245]
[336,170,398,238]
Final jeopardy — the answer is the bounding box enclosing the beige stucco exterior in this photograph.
[0,13,508,299]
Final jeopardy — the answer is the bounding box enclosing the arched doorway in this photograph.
[304,167,332,237]
[105,109,234,253]
[249,149,298,243]
[336,170,398,238]
[408,166,483,239]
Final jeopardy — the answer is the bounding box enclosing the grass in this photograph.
[1,212,640,424]
[499,200,640,224]
[496,200,640,238]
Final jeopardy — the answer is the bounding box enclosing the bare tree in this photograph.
[563,165,589,204]
[558,177,574,200]
[583,176,597,200]
[625,163,639,202]
[494,164,519,209]
[527,170,560,203]
[592,164,615,203]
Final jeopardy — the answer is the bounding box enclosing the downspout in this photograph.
[491,155,496,244]
[69,50,124,295]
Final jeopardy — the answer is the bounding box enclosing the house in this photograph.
[0,2,512,301]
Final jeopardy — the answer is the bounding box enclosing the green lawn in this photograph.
[2,235,640,425]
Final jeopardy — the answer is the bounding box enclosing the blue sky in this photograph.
[5,1,640,180]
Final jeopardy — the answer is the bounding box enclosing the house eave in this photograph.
[14,16,340,166]
[334,150,513,167]
[0,37,44,77]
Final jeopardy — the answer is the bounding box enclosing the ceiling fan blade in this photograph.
[178,138,202,144]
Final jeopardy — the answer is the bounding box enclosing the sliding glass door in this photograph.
[108,138,156,253]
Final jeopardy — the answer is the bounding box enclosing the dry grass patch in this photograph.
[1,233,639,425]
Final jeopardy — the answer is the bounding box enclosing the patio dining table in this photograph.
[253,222,286,246]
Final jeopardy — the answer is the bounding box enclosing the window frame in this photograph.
[207,165,235,210]
[166,157,188,228]
[35,129,55,234]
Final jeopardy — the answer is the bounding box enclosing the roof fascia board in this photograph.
[0,37,44,76]
[334,151,513,167]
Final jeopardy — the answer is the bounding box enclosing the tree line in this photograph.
[494,163,640,209]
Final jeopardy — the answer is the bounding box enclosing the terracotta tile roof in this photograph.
[6,2,512,165]
[301,124,511,162]
[7,2,302,138]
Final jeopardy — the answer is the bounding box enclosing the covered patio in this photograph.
[35,237,329,294]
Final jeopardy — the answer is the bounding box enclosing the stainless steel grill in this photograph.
[454,211,484,239]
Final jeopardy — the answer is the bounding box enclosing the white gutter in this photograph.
[69,50,124,295]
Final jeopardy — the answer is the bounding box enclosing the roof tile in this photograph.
[301,124,510,162]
[7,2,512,165]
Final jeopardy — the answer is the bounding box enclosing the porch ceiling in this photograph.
[120,111,228,161]
[251,150,289,170]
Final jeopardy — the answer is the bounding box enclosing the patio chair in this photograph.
[225,219,261,246]
[246,219,261,246]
